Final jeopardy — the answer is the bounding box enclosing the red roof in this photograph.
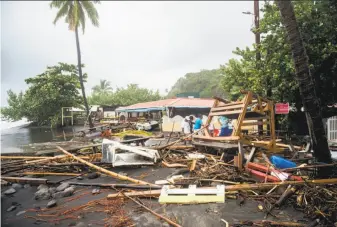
[117,98,214,111]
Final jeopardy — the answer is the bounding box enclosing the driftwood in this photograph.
[66,182,162,189]
[1,177,48,185]
[23,172,80,176]
[56,146,157,186]
[162,161,188,168]
[107,178,337,199]
[120,191,182,227]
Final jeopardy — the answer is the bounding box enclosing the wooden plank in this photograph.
[245,147,257,165]
[216,101,243,107]
[159,195,224,204]
[107,178,337,199]
[212,104,245,112]
[252,141,302,149]
[107,189,162,199]
[193,135,240,141]
[209,110,243,116]
[242,121,268,126]
[243,116,269,121]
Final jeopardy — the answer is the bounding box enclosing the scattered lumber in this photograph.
[57,146,157,186]
[107,178,337,199]
[162,161,188,168]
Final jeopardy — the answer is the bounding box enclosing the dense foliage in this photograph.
[220,0,337,118]
[1,63,85,126]
[88,83,162,106]
[167,69,228,98]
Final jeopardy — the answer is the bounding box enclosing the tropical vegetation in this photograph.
[1,63,85,126]
[50,0,100,128]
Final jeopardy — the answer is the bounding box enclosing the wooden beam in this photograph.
[209,110,243,116]
[212,104,245,112]
[107,178,337,199]
[57,146,156,186]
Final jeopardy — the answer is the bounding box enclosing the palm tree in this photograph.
[276,1,332,173]
[92,79,113,94]
[50,1,100,128]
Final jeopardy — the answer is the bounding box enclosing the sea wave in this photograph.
[0,118,32,131]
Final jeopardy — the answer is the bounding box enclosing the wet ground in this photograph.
[1,165,307,227]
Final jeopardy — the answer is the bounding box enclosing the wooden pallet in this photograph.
[159,185,225,204]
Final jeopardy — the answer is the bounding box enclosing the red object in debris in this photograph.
[246,162,303,182]
[275,103,289,114]
[246,168,280,182]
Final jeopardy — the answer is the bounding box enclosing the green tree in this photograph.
[167,69,228,98]
[88,83,162,106]
[276,0,331,170]
[221,1,337,114]
[50,0,100,128]
[92,79,112,94]
[1,63,84,126]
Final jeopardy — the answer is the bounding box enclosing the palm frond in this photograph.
[52,1,70,25]
[73,1,80,29]
[81,1,99,27]
[67,3,76,31]
[50,0,65,9]
[78,3,86,34]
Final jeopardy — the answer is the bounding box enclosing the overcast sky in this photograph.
[1,1,256,106]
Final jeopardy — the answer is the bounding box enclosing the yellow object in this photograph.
[113,130,153,138]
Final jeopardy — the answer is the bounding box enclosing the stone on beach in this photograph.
[87,172,100,179]
[7,206,17,212]
[11,183,22,189]
[34,187,51,200]
[4,188,16,195]
[47,199,57,208]
[56,182,70,192]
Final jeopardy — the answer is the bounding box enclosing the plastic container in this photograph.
[270,156,296,169]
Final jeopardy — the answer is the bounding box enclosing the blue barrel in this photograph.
[270,156,296,169]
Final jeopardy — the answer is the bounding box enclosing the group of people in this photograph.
[181,114,203,136]
[181,115,233,137]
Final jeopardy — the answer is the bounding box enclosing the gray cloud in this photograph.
[1,1,255,106]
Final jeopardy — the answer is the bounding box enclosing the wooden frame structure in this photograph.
[193,90,282,152]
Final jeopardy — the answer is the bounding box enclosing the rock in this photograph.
[16,210,26,216]
[56,183,70,192]
[7,206,17,212]
[47,199,57,208]
[74,222,86,227]
[48,187,57,194]
[76,176,83,180]
[34,188,51,200]
[92,189,100,195]
[87,172,100,179]
[63,187,74,197]
[4,188,16,195]
[24,184,31,189]
[11,183,22,189]
[52,191,66,199]
[37,184,49,190]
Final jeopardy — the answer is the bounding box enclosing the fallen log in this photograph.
[0,156,47,160]
[56,146,157,186]
[0,177,48,185]
[23,172,80,176]
[107,178,337,199]
[66,182,162,189]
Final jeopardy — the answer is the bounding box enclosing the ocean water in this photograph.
[0,118,75,154]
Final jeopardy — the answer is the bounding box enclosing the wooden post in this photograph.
[56,146,157,186]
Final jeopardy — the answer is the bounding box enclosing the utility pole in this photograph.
[254,0,264,135]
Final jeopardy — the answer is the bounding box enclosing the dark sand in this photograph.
[2,166,306,227]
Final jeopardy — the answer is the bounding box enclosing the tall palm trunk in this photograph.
[276,1,332,174]
[75,27,94,128]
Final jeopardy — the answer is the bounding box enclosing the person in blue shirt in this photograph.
[218,116,233,136]
[193,114,203,134]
